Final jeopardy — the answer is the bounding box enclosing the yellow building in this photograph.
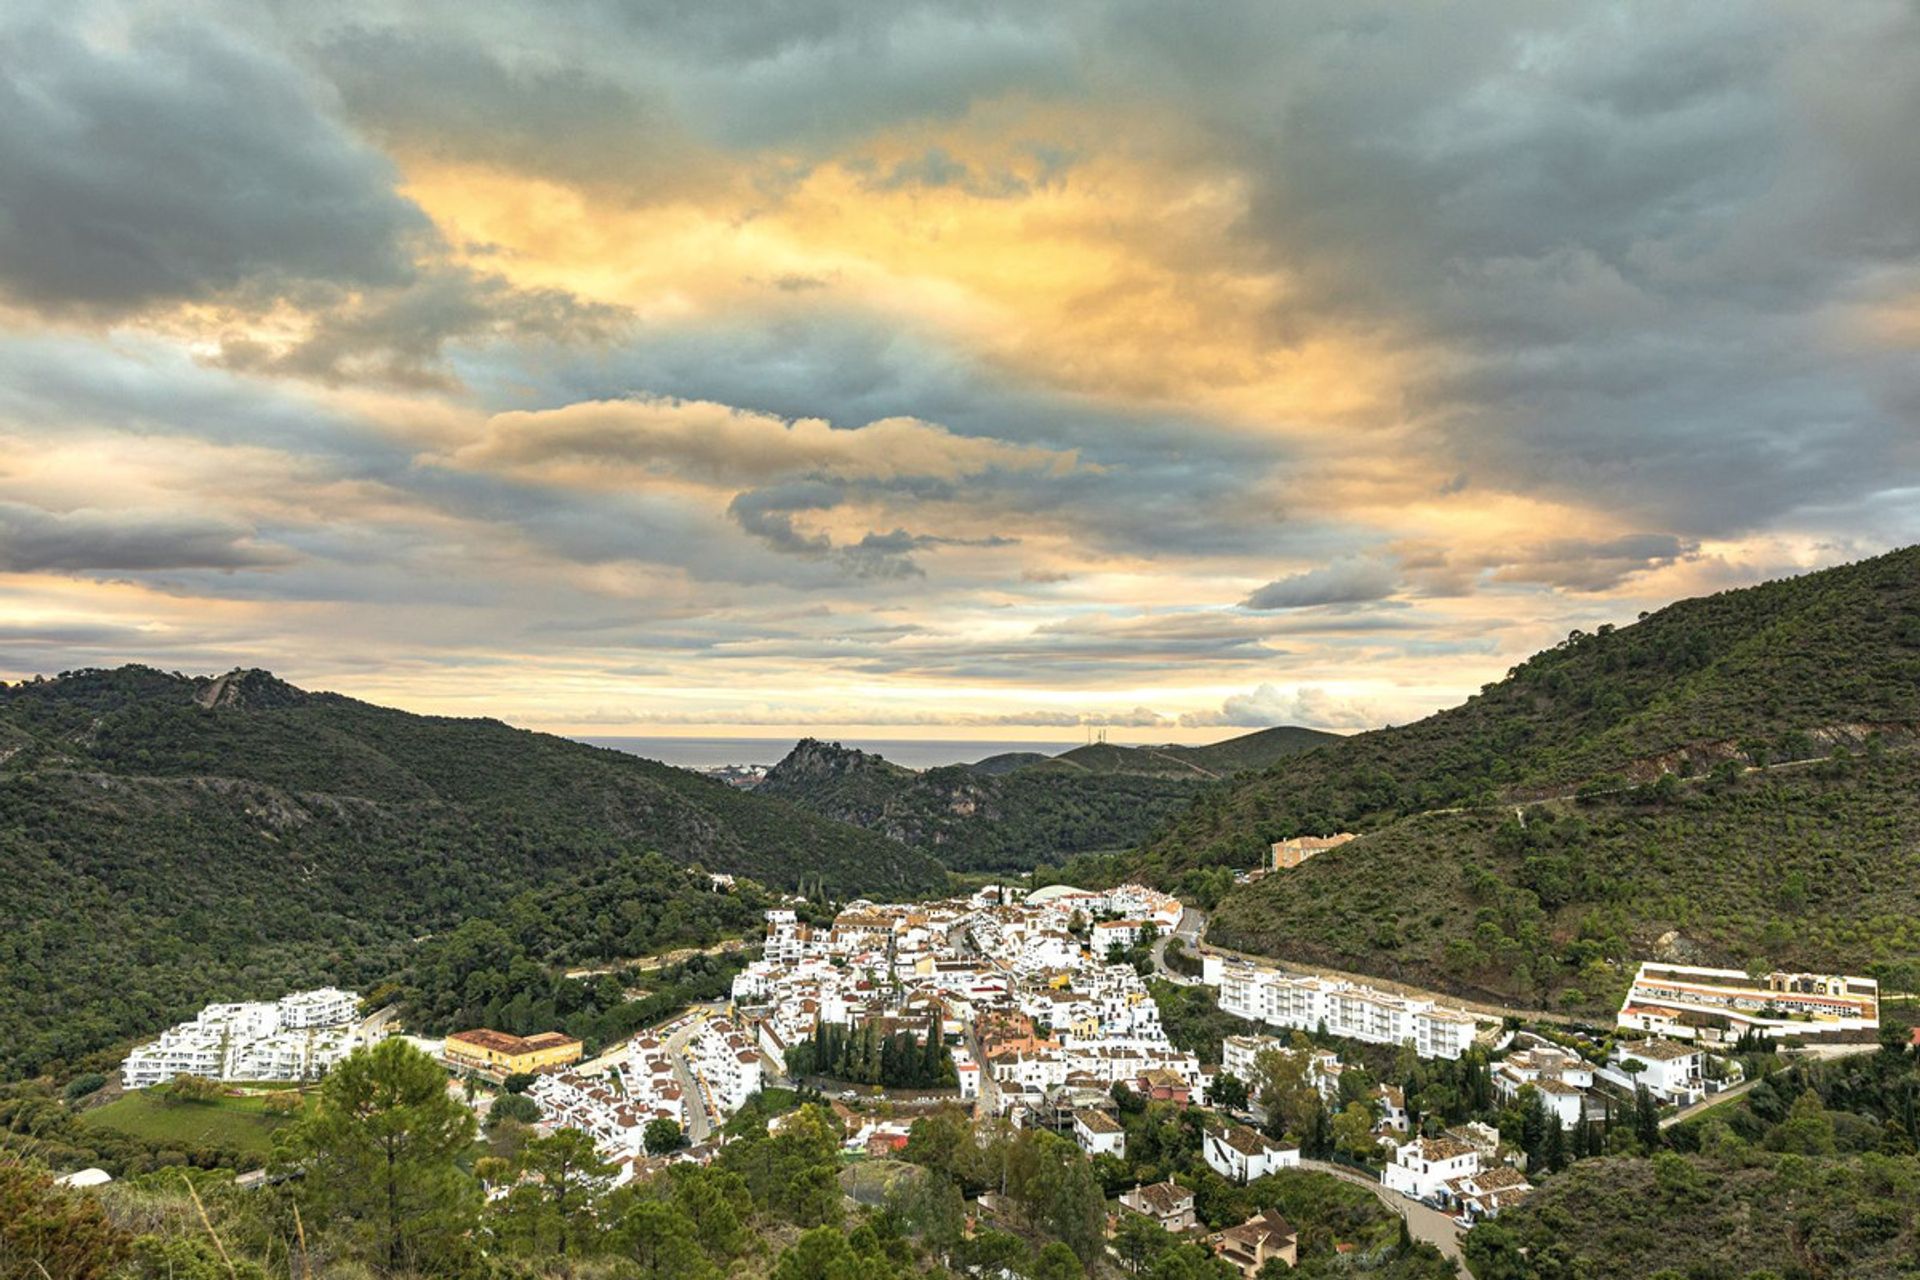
[444,1028,582,1078]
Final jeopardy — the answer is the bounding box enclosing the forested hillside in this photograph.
[0,667,942,1079]
[1046,546,1920,1013]
[1028,725,1342,780]
[757,737,1201,871]
[757,726,1339,873]
[1134,546,1920,882]
[1207,749,1920,1015]
[1466,1037,1920,1278]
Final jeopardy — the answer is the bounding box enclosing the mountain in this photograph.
[1179,724,1348,773]
[1117,545,1920,1014]
[963,751,1054,775]
[757,726,1341,872]
[0,666,943,1079]
[756,737,1197,871]
[1026,726,1343,781]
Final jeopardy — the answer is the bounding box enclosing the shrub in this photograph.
[63,1073,108,1104]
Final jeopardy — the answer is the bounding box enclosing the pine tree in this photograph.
[277,1039,480,1276]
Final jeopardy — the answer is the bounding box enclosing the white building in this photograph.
[120,1030,224,1090]
[121,988,364,1090]
[1214,959,1477,1059]
[1205,1124,1299,1182]
[1373,1084,1409,1132]
[1444,1166,1534,1222]
[1617,962,1879,1043]
[276,987,359,1028]
[688,1018,764,1116]
[1091,919,1152,953]
[1073,1109,1127,1157]
[1598,1038,1705,1106]
[953,1046,980,1100]
[1220,1034,1281,1085]
[761,909,817,966]
[1494,1045,1594,1127]
[1383,1135,1481,1203]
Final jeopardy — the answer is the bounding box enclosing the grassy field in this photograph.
[82,1089,300,1156]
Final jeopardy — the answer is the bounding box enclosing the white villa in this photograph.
[1073,1108,1127,1157]
[1383,1135,1481,1203]
[1494,1044,1595,1127]
[1205,1124,1300,1183]
[1597,1038,1706,1106]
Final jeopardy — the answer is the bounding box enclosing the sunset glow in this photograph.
[2,1,1917,738]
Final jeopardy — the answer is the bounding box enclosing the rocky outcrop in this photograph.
[194,668,312,710]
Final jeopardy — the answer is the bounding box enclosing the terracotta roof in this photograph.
[1075,1109,1123,1134]
[1216,1209,1296,1251]
[522,1031,582,1051]
[1623,1038,1697,1062]
[1412,1137,1475,1162]
[447,1028,579,1056]
[1467,1165,1530,1191]
[1126,1180,1192,1216]
[1220,1124,1282,1156]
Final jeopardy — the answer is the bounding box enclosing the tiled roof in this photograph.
[1216,1209,1296,1250]
[1413,1137,1475,1162]
[1075,1109,1123,1134]
[1127,1181,1192,1215]
[1221,1125,1279,1156]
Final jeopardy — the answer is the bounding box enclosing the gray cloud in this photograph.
[0,501,292,573]
[1115,0,1920,538]
[466,310,1307,565]
[216,267,627,390]
[725,484,1016,579]
[1491,534,1699,592]
[252,0,1920,558]
[0,10,625,391]
[727,482,841,557]
[0,0,1915,728]
[309,28,715,200]
[0,14,427,316]
[1243,559,1398,610]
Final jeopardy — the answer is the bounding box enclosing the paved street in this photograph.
[1660,1079,1755,1130]
[666,1009,716,1143]
[1149,907,1207,984]
[1658,1040,1878,1131]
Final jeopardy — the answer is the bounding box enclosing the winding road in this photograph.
[1149,907,1207,985]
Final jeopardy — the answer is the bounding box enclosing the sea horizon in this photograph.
[577,734,1087,771]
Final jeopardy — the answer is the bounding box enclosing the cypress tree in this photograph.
[1544,1114,1567,1173]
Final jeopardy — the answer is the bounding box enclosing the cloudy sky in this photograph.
[1,1,1916,739]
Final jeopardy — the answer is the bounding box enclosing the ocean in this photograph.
[576,735,1084,771]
